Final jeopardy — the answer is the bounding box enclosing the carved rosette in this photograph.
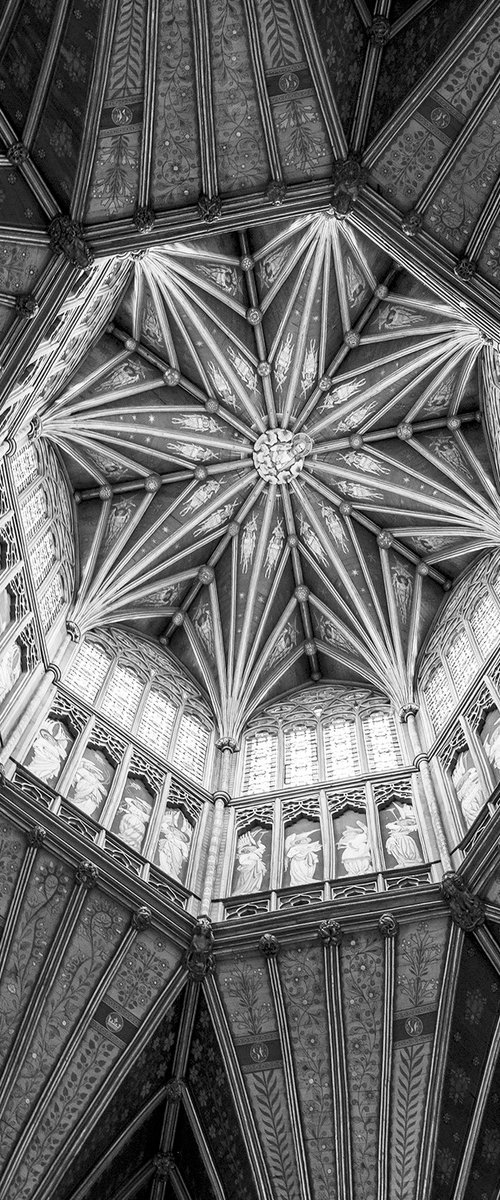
[370,15,391,45]
[441,872,485,931]
[154,1153,174,1179]
[401,211,422,238]
[165,1078,184,1101]
[259,932,280,956]
[454,257,476,281]
[7,141,29,165]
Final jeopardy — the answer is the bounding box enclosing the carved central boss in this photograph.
[253,429,313,484]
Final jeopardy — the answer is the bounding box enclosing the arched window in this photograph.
[238,685,407,795]
[62,629,213,786]
[419,552,500,737]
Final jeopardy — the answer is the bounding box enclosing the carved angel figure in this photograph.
[118,788,152,851]
[385,805,422,867]
[285,829,321,886]
[70,757,108,816]
[452,755,485,827]
[337,821,372,875]
[483,716,500,772]
[233,829,267,894]
[29,719,68,783]
[158,810,191,879]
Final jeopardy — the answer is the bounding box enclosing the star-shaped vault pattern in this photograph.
[34,212,500,737]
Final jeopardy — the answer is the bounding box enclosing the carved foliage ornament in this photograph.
[185,916,215,980]
[440,871,485,930]
[49,216,94,269]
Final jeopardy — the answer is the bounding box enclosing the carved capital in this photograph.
[319,918,343,945]
[266,179,287,206]
[28,824,47,847]
[259,932,280,957]
[66,620,81,643]
[133,205,155,234]
[213,789,231,806]
[132,905,152,931]
[379,912,399,938]
[216,737,238,753]
[399,703,419,723]
[197,193,222,223]
[441,871,485,931]
[15,295,39,321]
[28,415,42,440]
[49,216,94,269]
[185,916,215,981]
[75,860,99,888]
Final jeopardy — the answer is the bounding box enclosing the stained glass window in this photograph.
[324,717,360,779]
[284,725,319,786]
[0,638,21,703]
[362,710,402,772]
[10,443,38,492]
[32,529,56,587]
[469,593,500,656]
[39,572,65,630]
[66,641,111,703]
[138,689,177,759]
[445,630,476,696]
[20,485,48,538]
[101,665,143,729]
[172,713,209,781]
[242,731,278,794]
[424,665,454,731]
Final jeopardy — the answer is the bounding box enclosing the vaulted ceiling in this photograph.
[2,2,500,1199]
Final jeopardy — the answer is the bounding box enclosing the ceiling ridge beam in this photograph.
[415,921,465,1200]
[23,0,73,147]
[350,0,391,153]
[0,826,45,981]
[181,1086,228,1200]
[241,0,282,183]
[71,0,123,221]
[321,922,354,1200]
[136,0,160,216]
[190,0,219,202]
[413,69,500,215]
[260,936,313,1200]
[0,106,59,219]
[288,0,347,157]
[202,974,276,1200]
[158,981,199,1162]
[377,913,398,1200]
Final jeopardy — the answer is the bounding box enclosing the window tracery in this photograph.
[419,551,500,736]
